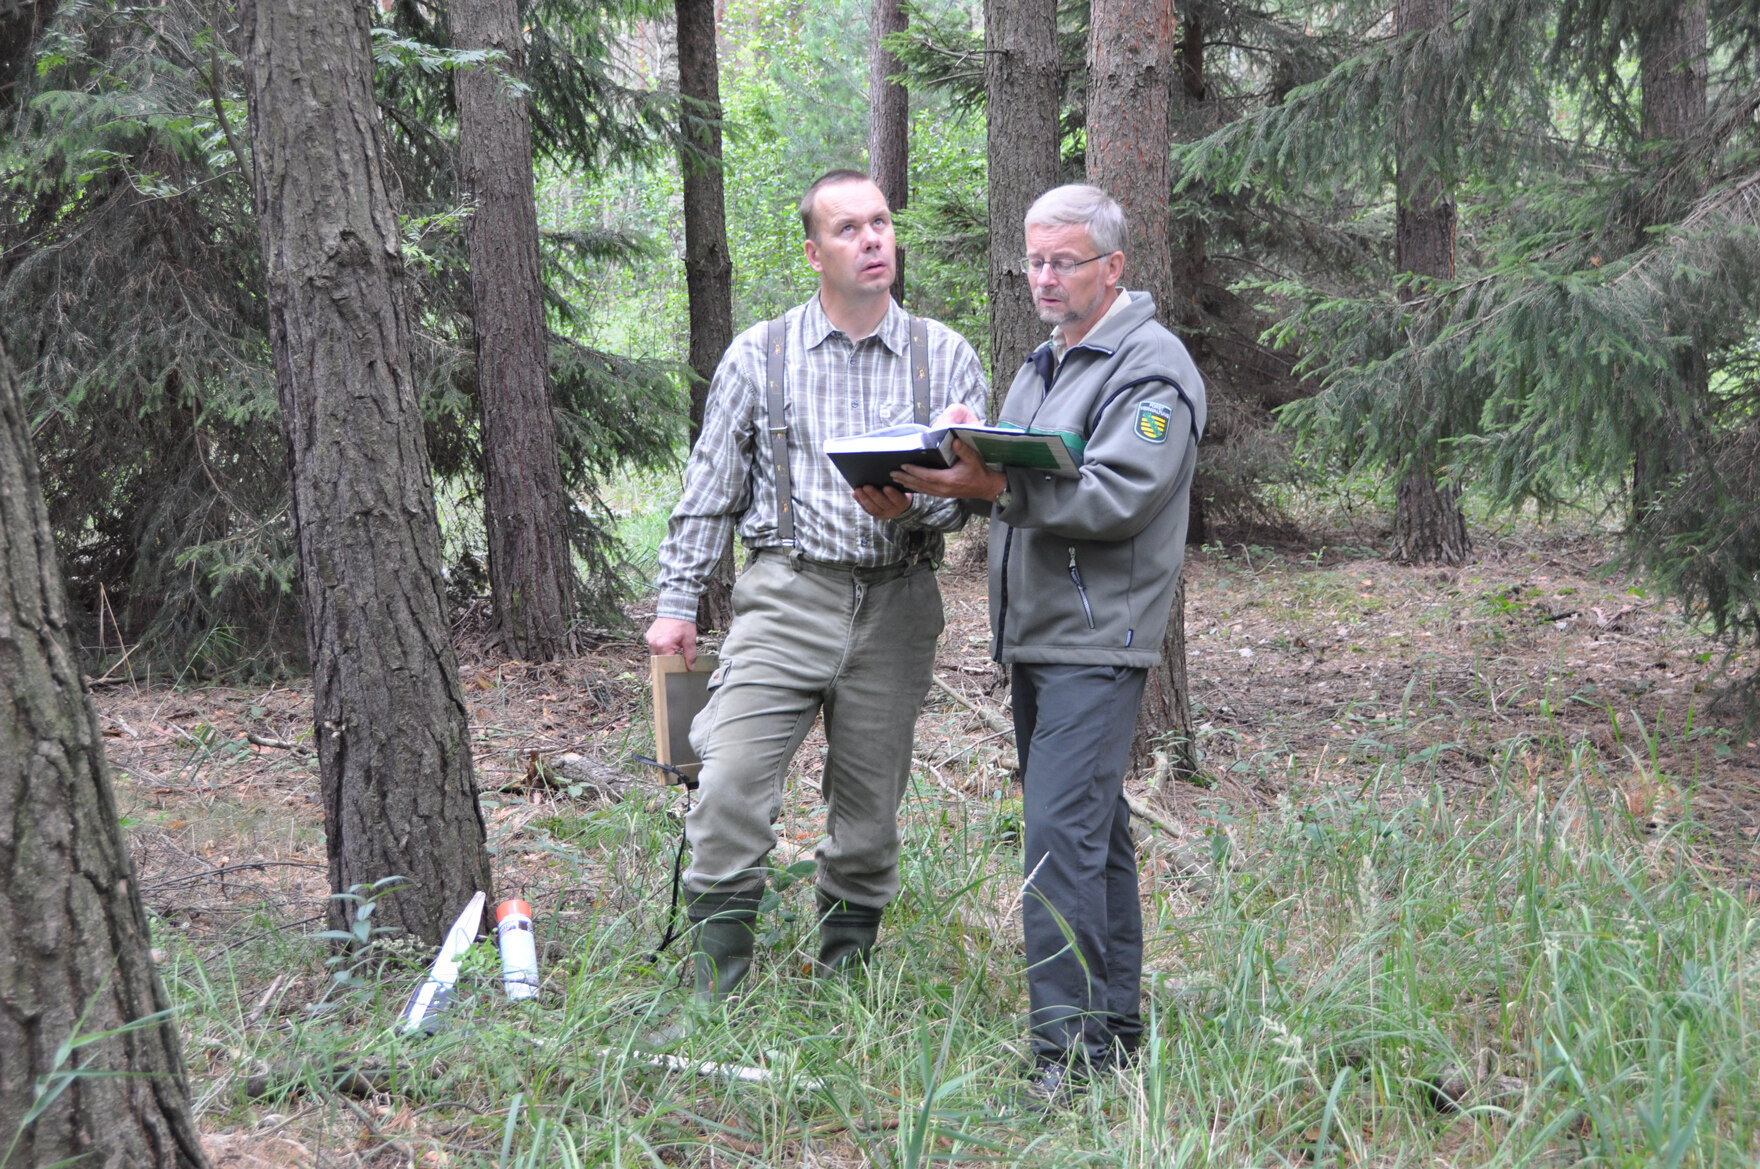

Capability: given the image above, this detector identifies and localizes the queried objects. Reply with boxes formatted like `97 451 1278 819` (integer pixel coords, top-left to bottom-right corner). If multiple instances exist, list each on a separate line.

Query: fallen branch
243 974 287 1028
247 732 313 755
933 674 1013 736
1124 791 1186 840
142 860 325 893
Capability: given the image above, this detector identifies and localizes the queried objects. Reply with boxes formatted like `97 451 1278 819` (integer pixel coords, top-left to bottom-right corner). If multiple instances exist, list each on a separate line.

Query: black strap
647 775 692 960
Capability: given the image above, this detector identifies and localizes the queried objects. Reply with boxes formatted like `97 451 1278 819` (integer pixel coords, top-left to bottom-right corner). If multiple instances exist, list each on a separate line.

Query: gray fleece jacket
981 292 1206 667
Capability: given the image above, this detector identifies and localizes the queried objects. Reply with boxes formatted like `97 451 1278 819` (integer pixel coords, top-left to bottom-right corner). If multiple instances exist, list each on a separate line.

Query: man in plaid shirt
646 170 988 1002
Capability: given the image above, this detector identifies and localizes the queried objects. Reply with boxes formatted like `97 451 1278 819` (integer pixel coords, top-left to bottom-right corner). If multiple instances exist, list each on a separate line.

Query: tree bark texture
868 0 908 306
1086 0 1196 779
452 0 577 662
1087 0 1174 312
984 0 1060 412
243 0 492 944
1634 0 1708 515
1391 0 1467 565
677 0 737 631
1 339 208 1167
1391 469 1470 566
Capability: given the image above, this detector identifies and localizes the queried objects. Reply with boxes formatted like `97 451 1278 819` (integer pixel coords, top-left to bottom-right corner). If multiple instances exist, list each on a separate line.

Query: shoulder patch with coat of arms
1134 401 1173 444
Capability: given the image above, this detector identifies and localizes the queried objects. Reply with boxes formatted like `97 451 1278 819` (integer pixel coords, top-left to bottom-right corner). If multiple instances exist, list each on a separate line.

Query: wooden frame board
650 653 719 785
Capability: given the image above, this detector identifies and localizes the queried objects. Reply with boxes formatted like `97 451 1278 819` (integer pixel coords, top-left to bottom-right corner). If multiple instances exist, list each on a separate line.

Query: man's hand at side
646 617 699 668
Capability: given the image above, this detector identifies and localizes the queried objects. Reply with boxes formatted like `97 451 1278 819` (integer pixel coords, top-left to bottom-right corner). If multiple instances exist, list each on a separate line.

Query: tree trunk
1634 0 1708 516
1 338 207 1167
452 0 577 662
868 0 908 306
677 0 736 631
243 0 492 944
1088 0 1196 779
1390 468 1469 565
984 0 1060 415
1391 0 1467 565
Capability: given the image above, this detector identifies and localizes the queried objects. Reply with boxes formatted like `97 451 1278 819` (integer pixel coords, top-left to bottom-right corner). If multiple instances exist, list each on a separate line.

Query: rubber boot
814 891 882 977
688 890 761 1003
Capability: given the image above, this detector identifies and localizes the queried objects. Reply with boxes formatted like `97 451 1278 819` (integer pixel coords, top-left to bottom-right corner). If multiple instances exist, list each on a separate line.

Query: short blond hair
799 169 874 239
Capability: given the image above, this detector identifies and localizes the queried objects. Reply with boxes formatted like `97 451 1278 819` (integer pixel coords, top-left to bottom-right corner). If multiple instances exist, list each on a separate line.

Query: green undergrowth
157 748 1760 1167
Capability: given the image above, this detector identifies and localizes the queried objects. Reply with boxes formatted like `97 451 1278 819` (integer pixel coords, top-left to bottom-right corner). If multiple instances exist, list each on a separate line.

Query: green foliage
1182 0 1760 643
161 759 1760 1164
2 0 688 675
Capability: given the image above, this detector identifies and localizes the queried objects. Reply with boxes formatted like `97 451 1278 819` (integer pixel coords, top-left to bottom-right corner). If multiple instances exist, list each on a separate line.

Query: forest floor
98 513 1760 1167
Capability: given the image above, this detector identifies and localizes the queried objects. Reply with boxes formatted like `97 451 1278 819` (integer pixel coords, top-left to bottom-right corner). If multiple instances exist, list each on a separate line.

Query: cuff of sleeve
655 592 701 623
897 493 933 525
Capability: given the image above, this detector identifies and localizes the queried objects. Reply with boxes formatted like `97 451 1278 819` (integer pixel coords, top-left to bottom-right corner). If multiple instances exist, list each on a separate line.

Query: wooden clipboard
650 653 719 785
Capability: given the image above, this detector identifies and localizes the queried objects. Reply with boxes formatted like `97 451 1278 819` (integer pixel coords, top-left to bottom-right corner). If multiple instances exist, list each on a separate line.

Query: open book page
823 423 941 455
824 424 959 489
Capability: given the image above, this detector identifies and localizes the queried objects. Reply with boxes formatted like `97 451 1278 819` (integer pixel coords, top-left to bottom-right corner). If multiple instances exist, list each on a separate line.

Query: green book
948 425 1082 478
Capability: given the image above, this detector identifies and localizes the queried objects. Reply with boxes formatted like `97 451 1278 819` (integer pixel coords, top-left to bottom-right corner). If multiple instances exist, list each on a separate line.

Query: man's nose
1031 263 1058 288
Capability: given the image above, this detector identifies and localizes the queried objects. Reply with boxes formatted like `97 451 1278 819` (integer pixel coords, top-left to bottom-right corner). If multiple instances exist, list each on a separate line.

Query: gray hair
1023 184 1127 256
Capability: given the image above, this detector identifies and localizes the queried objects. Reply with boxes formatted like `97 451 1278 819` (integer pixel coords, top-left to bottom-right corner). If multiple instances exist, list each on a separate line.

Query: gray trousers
683 551 944 908
1014 662 1148 1063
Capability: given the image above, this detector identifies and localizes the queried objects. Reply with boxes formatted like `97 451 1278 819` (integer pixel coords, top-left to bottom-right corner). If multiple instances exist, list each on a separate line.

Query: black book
823 424 960 489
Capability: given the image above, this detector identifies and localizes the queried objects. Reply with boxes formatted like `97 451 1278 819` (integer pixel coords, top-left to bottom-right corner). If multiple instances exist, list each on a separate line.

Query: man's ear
1103 250 1126 289
803 236 823 274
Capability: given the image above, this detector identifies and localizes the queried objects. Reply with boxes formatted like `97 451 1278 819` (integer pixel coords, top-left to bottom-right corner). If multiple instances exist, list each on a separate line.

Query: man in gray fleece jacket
896 184 1205 1106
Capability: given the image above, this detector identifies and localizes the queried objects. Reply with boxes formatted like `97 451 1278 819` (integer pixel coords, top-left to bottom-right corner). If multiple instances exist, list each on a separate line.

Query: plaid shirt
655 296 990 621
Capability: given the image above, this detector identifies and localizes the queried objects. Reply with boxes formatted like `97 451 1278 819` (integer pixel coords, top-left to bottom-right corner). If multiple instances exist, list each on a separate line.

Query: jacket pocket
1066 546 1097 630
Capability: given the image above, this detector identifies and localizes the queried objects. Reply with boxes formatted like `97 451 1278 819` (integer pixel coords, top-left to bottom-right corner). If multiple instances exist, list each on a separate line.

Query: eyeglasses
1019 252 1115 278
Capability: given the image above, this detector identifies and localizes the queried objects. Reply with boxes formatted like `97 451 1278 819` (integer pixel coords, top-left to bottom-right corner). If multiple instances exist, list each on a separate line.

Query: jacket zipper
993 527 1015 661
1067 546 1096 629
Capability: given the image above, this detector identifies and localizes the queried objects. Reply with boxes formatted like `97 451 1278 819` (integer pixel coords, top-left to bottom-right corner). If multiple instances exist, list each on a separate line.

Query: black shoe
814 891 882 977
1021 1055 1087 1113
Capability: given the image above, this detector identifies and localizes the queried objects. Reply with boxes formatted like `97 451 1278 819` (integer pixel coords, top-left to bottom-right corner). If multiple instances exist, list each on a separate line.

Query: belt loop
788 547 804 572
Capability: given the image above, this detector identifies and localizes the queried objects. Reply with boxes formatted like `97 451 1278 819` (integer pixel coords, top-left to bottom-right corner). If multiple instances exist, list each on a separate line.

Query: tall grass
159 733 1760 1166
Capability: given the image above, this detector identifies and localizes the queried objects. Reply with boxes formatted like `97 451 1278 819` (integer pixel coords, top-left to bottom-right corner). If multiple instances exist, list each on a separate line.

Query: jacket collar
1027 290 1162 385
802 294 910 355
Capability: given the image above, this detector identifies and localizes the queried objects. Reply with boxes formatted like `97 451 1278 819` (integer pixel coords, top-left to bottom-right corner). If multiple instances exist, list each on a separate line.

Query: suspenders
764 313 930 546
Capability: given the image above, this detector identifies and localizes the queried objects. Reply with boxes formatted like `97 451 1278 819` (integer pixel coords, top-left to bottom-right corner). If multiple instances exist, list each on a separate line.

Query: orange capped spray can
494 899 540 999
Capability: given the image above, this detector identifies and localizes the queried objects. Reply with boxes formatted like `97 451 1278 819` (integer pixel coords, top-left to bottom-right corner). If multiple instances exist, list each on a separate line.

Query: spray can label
495 899 540 1000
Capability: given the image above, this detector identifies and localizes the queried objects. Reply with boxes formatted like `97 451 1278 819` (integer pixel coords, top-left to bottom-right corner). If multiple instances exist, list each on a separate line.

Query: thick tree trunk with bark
677 0 736 630
1 339 207 1167
984 0 1060 413
1391 0 1467 565
868 0 908 306
1634 0 1708 515
452 0 576 661
1087 0 1196 778
243 0 492 944
1391 468 1469 565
